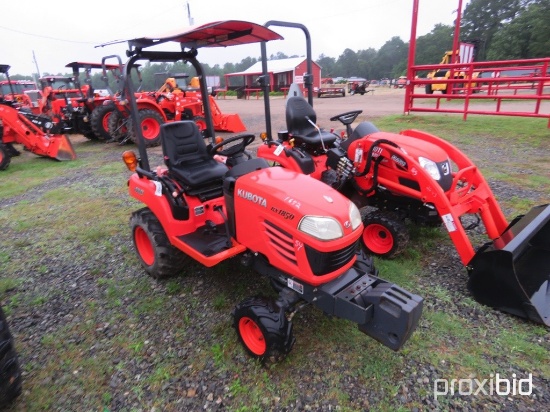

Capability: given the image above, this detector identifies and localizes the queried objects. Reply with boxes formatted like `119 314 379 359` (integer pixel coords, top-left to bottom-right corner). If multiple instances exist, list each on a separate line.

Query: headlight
299 216 343 241
349 202 362 230
418 156 441 180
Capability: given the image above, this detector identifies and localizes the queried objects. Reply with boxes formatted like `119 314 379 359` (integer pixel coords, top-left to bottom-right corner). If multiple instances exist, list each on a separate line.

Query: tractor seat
161 121 228 197
286 96 337 149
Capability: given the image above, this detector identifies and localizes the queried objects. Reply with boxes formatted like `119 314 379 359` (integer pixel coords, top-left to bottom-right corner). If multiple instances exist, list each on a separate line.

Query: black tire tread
130 207 190 279
362 210 410 259
90 103 115 140
0 144 11 171
0 306 22 407
232 296 294 364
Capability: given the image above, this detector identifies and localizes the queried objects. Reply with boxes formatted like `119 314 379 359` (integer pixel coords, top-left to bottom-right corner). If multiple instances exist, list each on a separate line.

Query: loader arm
352 128 550 325
0 104 76 161
352 129 510 266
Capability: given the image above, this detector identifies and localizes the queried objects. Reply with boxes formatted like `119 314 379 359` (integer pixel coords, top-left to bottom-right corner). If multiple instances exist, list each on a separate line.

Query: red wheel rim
363 223 394 255
102 112 111 130
195 120 206 131
141 118 160 141
134 226 155 266
239 317 266 355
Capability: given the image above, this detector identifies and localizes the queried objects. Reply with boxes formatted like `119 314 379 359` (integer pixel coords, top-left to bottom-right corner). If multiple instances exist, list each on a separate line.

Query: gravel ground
1 91 549 411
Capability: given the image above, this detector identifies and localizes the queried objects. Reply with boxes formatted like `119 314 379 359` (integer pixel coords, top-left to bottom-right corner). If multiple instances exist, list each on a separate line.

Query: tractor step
177 222 231 257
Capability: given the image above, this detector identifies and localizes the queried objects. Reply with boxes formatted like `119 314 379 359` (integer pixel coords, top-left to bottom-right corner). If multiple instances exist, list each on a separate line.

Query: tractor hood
231 167 363 285
366 131 450 164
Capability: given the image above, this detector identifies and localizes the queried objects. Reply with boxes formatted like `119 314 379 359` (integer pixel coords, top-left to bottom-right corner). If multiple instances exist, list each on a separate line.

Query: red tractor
106 20 423 362
0 64 39 108
255 27 550 326
65 60 128 141
105 63 246 148
0 66 77 170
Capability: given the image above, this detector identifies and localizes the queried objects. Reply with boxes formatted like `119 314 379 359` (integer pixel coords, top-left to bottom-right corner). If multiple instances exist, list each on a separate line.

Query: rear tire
425 84 433 94
130 208 190 279
362 210 409 259
233 296 294 363
90 103 115 141
107 110 127 142
128 109 164 147
0 305 22 408
0 144 11 171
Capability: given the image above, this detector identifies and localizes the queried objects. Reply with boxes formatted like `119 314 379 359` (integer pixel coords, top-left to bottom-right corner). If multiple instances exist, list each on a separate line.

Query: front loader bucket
467 204 550 326
214 114 246 133
48 134 77 161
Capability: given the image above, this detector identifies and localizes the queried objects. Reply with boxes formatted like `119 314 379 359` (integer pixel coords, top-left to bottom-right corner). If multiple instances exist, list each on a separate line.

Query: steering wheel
209 133 255 158
330 110 363 126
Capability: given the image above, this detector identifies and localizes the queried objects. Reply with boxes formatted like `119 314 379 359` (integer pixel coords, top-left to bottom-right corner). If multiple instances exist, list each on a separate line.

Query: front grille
305 240 359 276
264 220 297 265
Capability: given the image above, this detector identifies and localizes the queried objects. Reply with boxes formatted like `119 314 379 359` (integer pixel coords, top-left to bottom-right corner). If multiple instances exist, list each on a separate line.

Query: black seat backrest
160 121 228 191
285 96 337 149
161 121 210 168
286 96 317 135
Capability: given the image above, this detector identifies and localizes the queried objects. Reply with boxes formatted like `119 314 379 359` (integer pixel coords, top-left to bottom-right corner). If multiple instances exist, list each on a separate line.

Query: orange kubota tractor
256 28 550 327
0 65 76 170
101 20 423 362
105 69 246 147
0 65 39 108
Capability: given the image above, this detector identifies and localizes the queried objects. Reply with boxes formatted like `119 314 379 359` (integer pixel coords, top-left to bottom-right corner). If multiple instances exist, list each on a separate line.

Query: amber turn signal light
122 150 138 172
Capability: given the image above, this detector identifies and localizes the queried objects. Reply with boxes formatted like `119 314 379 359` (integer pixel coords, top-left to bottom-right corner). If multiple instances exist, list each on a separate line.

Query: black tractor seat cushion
285 96 337 147
161 121 228 189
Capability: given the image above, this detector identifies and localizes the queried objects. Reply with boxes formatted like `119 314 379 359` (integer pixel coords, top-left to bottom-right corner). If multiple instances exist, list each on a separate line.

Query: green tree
336 49 360 77
487 0 550 60
316 54 337 79
414 24 454 65
460 0 530 61
356 48 377 80
371 37 408 79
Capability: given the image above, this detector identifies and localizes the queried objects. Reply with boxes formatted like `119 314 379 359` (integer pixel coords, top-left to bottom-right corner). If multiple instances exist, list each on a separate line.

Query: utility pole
32 50 41 80
186 2 194 26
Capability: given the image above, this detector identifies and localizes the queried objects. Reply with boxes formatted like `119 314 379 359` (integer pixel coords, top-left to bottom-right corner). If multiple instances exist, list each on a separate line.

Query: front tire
0 305 22 408
233 296 294 363
130 208 190 279
362 210 409 259
0 144 11 171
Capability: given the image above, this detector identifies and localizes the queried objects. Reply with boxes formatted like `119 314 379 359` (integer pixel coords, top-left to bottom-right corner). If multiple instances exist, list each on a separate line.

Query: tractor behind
104 64 246 148
255 24 550 326
0 65 77 170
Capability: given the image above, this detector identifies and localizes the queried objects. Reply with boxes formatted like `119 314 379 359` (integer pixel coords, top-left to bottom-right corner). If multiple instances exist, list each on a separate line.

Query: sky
1 0 468 77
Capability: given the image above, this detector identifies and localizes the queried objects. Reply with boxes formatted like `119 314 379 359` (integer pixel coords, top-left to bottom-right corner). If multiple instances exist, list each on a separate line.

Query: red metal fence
404 58 550 127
